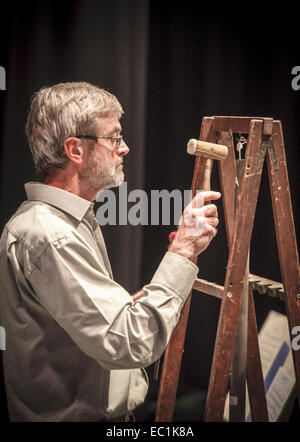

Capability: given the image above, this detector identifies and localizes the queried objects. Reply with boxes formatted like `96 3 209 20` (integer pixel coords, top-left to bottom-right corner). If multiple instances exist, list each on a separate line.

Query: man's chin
98 172 125 191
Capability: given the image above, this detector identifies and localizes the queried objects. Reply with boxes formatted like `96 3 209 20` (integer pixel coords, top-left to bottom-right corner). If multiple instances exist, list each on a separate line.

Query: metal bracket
255 135 277 172
268 141 278 172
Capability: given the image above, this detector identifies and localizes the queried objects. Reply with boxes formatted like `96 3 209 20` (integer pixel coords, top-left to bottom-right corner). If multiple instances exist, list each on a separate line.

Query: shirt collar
25 182 92 222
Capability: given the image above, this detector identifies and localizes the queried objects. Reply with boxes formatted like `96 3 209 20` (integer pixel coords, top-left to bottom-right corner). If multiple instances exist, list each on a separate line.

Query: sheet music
224 310 296 421
266 366 294 422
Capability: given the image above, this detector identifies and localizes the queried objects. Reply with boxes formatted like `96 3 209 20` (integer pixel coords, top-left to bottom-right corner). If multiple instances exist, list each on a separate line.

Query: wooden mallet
168 139 228 243
187 138 228 191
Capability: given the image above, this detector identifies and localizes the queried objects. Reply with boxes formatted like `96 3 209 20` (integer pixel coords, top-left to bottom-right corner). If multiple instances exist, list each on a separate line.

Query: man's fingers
181 192 221 227
191 190 221 209
197 190 221 202
202 204 218 217
191 204 218 218
202 191 221 203
205 224 218 237
207 217 219 228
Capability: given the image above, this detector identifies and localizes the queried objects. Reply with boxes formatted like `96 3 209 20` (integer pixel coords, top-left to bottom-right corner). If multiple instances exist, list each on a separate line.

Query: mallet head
187 139 228 160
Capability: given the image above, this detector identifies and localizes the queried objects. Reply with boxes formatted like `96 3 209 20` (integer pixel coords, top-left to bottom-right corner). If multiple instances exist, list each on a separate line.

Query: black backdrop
0 0 299 422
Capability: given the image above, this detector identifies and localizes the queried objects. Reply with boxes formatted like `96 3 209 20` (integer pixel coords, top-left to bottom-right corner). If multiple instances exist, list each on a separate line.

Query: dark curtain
0 0 299 422
0 0 148 293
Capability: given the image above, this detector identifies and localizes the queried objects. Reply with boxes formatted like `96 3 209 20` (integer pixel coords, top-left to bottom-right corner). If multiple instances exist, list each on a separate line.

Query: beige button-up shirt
0 182 198 422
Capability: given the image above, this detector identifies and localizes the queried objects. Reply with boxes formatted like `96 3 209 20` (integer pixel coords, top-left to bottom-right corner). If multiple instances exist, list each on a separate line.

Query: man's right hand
168 190 221 262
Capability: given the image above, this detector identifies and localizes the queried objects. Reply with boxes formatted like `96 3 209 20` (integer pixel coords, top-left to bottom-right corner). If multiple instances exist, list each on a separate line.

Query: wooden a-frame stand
155 116 300 422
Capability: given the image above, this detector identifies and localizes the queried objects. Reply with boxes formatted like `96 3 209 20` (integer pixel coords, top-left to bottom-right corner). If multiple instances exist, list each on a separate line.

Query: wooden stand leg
229 159 249 421
267 121 300 407
204 120 267 421
229 252 249 421
246 288 269 421
154 296 192 421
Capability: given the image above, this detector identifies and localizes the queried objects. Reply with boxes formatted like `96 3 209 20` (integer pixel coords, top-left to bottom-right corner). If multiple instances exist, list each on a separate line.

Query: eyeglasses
75 135 123 149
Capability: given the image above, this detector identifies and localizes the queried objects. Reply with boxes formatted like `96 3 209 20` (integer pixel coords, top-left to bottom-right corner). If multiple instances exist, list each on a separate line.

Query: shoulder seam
6 224 74 259
25 235 75 280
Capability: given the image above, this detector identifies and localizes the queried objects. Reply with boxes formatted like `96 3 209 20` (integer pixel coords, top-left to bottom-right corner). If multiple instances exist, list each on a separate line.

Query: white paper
224 310 296 421
266 366 294 422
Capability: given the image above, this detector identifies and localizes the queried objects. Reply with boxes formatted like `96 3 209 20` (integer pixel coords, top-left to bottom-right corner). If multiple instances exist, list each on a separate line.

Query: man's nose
116 140 129 156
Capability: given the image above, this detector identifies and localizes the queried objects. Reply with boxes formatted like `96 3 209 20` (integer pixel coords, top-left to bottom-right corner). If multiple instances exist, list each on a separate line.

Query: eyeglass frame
75 135 123 149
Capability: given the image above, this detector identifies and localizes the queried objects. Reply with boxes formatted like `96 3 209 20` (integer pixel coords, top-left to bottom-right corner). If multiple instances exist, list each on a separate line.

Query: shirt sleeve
28 235 198 370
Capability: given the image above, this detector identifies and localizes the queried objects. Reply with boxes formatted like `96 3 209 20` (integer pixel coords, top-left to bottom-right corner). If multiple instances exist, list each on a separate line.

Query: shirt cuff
150 251 199 302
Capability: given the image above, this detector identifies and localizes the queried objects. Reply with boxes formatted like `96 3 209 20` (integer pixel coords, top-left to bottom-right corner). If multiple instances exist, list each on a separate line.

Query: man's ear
64 137 84 164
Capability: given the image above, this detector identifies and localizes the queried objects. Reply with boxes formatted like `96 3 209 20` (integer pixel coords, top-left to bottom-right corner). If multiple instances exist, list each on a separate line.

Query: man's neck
44 170 99 202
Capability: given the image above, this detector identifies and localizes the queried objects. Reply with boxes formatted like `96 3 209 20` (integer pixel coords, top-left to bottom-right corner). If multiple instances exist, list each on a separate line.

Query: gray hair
25 81 123 178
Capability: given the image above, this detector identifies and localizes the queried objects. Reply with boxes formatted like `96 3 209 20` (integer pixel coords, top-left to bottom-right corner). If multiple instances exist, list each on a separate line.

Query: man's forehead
98 115 121 133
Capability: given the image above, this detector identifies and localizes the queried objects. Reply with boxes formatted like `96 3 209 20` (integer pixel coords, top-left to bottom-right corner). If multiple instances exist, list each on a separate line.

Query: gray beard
79 155 124 193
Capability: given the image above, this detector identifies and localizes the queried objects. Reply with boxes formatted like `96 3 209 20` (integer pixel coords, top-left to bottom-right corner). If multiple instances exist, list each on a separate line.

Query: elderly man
0 82 220 422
